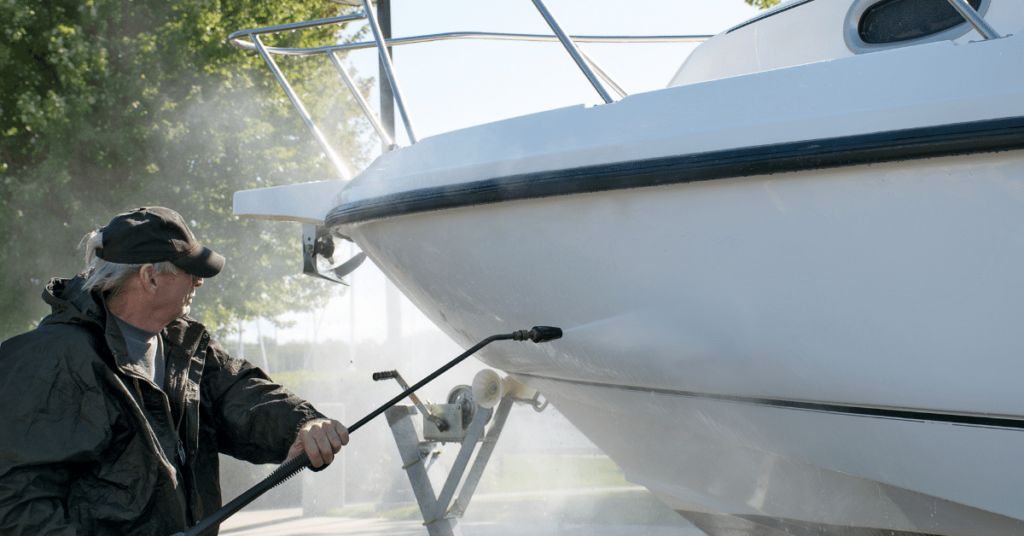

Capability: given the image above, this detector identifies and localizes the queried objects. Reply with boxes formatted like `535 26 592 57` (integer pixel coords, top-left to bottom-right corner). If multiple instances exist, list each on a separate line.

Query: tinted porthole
858 0 983 44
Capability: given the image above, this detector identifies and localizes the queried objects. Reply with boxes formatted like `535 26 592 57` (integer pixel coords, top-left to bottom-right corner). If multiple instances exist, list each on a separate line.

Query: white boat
231 0 1024 534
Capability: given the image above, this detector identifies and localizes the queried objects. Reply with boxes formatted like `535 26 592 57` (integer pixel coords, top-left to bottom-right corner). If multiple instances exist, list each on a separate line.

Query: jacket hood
42 277 206 346
41 276 108 331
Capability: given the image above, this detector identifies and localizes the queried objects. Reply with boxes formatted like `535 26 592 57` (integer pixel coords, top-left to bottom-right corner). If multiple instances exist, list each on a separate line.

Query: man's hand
286 418 349 469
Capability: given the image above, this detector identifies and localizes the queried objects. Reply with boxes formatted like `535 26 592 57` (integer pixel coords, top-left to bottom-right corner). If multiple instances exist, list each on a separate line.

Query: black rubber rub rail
517 374 1024 431
326 115 1024 228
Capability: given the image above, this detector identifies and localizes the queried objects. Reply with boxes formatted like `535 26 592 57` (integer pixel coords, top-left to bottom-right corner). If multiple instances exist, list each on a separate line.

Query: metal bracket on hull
302 222 366 284
385 398 513 536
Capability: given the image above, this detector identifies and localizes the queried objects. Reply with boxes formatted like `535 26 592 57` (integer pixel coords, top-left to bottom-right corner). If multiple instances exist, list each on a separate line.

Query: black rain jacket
0 277 326 535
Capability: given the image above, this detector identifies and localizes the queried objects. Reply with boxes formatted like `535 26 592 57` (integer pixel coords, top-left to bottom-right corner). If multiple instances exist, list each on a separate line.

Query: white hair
80 230 179 295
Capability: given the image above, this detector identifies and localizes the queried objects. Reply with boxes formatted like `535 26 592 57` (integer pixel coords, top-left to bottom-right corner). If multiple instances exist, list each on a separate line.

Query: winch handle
371 368 447 431
174 326 561 536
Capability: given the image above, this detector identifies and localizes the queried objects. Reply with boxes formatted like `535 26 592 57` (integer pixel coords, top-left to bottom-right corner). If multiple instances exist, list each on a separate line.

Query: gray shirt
111 315 166 389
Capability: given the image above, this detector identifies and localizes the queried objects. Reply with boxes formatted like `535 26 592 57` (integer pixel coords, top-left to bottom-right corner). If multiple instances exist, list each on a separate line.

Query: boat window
844 0 991 54
858 0 983 44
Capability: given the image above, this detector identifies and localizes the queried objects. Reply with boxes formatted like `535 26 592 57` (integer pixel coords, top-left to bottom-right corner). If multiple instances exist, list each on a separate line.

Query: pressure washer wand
177 326 561 536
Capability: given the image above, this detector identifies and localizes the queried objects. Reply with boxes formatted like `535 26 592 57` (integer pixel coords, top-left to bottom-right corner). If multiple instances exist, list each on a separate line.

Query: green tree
0 0 371 339
746 0 782 9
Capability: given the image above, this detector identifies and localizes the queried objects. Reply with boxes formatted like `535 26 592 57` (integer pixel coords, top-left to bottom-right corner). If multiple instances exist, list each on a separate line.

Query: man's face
153 268 203 321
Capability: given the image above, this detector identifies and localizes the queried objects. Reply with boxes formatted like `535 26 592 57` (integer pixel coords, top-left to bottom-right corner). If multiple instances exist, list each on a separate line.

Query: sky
344 0 766 144
236 0 768 352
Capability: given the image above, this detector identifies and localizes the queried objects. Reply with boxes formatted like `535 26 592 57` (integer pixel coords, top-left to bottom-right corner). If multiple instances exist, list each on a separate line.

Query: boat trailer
377 368 547 535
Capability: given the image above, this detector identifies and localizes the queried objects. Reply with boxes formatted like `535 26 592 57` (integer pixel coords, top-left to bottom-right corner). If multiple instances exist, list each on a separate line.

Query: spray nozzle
512 326 563 343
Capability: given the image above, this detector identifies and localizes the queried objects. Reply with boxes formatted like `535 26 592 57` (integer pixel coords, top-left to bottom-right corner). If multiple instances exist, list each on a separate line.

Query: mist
216 256 701 535
0 0 729 532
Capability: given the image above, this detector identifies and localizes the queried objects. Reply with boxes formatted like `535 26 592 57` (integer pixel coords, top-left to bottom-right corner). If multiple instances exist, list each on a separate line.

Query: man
0 207 348 535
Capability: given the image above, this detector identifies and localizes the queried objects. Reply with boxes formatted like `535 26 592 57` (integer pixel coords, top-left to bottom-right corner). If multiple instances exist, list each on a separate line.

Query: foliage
745 0 782 9
0 0 372 339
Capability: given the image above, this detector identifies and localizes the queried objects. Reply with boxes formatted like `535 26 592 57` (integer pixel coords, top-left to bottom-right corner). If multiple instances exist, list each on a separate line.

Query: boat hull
339 149 1024 534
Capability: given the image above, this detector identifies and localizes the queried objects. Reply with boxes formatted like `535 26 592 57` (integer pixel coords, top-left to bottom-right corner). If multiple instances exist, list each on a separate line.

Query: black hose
179 331 523 536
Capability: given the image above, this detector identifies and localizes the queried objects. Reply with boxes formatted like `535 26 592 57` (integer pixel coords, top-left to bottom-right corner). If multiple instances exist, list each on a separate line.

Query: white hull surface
234 2 1024 533
346 151 1024 535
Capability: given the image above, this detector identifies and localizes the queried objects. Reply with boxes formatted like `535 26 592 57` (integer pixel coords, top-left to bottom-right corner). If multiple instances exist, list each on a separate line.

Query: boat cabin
671 0 1019 86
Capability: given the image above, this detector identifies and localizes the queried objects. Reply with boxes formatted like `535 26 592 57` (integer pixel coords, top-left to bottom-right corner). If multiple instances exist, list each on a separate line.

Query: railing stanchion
377 0 397 153
251 34 353 180
529 0 615 104
328 51 395 150
362 0 418 144
944 0 999 40
577 49 628 99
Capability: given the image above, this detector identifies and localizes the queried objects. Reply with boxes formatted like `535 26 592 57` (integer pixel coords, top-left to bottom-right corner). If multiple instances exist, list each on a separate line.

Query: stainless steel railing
230 29 713 57
229 1 1000 181
945 0 999 40
529 0 615 104
360 0 418 144
228 4 711 180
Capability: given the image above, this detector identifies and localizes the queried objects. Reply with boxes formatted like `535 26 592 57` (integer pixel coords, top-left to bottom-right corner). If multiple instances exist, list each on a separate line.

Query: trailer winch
377 366 549 535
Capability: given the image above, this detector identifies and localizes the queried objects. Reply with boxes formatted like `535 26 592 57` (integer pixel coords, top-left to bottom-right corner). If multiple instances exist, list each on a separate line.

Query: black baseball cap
96 207 225 278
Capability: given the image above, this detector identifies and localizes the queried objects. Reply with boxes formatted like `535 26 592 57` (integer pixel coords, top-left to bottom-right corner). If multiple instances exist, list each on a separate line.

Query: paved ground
219 508 706 536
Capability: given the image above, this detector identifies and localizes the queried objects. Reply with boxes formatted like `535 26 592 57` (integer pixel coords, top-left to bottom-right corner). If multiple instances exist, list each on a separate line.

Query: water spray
173 326 562 536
